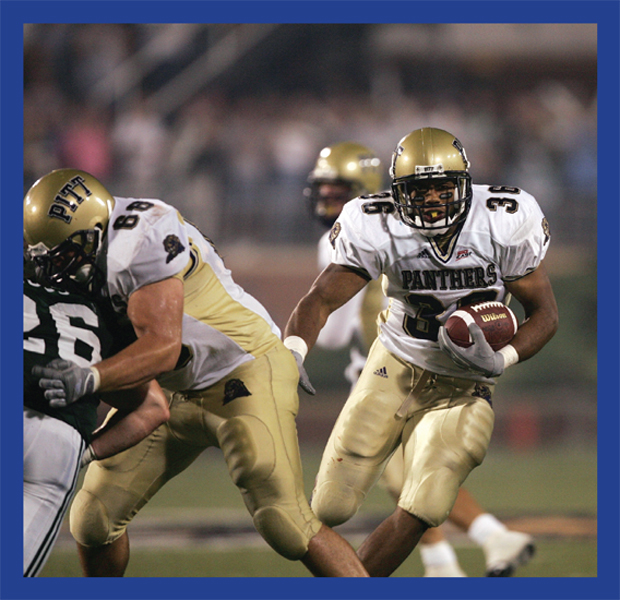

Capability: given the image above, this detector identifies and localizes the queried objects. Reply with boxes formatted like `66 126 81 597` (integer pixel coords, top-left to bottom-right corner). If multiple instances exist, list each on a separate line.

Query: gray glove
32 358 99 408
438 323 505 378
289 350 316 395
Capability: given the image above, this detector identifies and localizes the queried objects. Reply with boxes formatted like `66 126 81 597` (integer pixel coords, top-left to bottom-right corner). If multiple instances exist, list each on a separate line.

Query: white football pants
23 408 84 577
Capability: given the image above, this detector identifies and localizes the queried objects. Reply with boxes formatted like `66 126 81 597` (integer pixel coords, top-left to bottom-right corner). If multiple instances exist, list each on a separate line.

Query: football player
23 273 169 577
305 141 540 577
284 127 558 576
24 169 369 577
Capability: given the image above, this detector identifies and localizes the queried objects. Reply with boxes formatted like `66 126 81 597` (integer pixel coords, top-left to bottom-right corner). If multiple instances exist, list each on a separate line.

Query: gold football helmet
390 128 472 237
23 169 114 288
306 142 383 227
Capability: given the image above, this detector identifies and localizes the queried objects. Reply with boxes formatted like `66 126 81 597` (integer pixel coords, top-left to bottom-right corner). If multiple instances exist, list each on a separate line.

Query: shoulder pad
362 195 395 215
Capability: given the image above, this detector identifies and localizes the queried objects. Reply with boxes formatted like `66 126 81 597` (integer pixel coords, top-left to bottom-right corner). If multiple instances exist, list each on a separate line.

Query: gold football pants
70 344 322 560
311 339 495 528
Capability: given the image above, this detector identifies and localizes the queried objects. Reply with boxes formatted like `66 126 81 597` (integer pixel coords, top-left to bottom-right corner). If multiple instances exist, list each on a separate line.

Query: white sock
467 513 507 546
419 540 459 568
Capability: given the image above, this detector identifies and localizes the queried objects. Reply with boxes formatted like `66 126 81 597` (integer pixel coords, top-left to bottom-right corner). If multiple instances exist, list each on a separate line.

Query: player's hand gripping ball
445 301 518 351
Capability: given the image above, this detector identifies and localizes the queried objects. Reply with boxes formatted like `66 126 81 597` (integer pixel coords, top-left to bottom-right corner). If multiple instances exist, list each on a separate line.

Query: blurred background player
289 132 557 576
25 168 369 577
23 261 169 577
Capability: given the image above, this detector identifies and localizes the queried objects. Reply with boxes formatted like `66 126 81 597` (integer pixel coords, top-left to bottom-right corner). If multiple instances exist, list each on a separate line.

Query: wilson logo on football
445 301 518 351
480 313 508 322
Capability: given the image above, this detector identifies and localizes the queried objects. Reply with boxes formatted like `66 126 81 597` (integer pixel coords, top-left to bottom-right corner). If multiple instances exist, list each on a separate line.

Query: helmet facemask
305 142 383 228
306 179 358 228
392 170 472 238
27 227 103 291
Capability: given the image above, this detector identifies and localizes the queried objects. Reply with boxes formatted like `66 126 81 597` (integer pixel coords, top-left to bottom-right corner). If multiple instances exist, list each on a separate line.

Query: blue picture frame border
2 2 617 599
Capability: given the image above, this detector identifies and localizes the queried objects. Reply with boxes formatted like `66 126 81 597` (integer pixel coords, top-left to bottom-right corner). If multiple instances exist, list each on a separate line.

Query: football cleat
423 563 467 577
483 530 536 577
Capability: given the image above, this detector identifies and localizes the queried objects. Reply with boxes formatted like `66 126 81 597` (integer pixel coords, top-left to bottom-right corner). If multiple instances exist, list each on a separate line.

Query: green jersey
23 279 114 442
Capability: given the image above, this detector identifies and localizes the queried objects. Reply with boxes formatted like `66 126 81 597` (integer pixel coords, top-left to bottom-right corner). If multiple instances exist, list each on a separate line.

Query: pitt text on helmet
48 175 92 223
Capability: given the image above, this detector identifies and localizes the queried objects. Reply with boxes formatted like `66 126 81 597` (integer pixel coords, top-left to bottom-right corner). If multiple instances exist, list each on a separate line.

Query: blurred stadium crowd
24 23 596 248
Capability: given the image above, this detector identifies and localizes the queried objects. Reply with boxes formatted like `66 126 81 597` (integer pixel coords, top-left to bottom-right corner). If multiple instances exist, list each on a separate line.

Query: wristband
498 344 519 369
283 336 308 361
90 366 101 392
80 444 98 468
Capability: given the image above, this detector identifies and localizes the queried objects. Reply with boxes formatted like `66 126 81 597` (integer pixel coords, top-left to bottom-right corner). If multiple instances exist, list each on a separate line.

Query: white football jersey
316 231 388 385
98 196 281 391
329 184 550 382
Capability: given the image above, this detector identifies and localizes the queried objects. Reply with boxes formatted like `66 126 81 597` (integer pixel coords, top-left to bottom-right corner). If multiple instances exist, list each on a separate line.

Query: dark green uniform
23 279 114 442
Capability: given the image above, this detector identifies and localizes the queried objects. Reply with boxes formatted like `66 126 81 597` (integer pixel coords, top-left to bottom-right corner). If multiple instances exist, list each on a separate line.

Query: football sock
467 513 507 546
419 540 459 568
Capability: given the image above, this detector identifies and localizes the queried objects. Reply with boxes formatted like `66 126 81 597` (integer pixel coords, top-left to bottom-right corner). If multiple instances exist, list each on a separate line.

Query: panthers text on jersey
329 184 550 381
97 197 282 391
23 278 113 441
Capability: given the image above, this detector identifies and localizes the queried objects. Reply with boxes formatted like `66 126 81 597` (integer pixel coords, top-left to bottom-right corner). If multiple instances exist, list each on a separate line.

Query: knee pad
311 480 363 527
401 466 461 528
253 506 313 560
217 415 275 488
70 489 120 547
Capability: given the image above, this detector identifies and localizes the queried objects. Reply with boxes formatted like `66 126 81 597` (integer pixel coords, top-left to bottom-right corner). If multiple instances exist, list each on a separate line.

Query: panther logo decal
223 379 252 405
473 383 493 405
163 234 186 264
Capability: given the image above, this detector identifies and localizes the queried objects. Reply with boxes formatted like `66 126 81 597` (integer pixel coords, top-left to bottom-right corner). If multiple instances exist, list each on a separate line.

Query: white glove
32 359 100 408
438 323 505 378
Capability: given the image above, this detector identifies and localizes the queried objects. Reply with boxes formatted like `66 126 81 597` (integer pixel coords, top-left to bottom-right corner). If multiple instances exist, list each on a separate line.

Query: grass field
41 443 597 578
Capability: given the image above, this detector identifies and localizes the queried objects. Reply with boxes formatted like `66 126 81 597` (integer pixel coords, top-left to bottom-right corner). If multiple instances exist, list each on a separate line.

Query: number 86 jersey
329 184 551 381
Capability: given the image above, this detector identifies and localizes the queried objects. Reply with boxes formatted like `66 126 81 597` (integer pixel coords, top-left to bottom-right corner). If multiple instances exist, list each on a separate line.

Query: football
445 301 518 351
